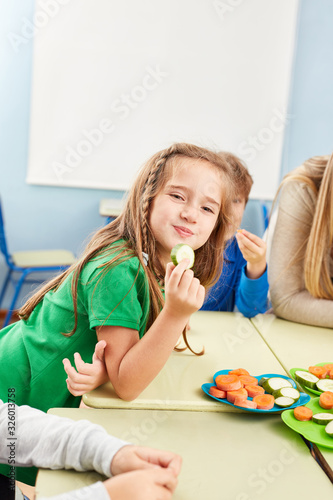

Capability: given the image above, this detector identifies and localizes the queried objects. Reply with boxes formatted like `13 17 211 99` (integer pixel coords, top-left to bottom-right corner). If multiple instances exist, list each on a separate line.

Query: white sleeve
0 402 129 477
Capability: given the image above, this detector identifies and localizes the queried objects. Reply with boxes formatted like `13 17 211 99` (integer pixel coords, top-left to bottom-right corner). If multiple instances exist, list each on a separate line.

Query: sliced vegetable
319 391 333 410
170 244 195 269
274 396 295 408
228 368 249 377
312 413 333 425
309 366 327 379
325 420 333 437
252 394 275 410
238 375 258 387
227 388 248 404
234 397 257 409
272 387 300 402
215 374 241 392
245 385 265 398
258 376 269 387
293 406 313 421
209 386 226 399
294 370 319 390
262 377 293 394
323 364 333 372
317 380 333 393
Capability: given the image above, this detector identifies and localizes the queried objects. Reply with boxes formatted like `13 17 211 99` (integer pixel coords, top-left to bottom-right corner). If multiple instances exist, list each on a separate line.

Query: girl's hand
163 259 205 319
111 445 182 477
103 468 178 500
236 229 267 279
62 340 109 396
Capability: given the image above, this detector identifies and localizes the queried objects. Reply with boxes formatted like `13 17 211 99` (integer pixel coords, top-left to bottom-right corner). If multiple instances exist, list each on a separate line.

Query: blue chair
0 199 76 327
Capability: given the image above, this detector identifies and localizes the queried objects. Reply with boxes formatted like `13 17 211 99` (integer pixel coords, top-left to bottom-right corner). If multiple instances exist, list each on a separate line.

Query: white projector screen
26 0 299 199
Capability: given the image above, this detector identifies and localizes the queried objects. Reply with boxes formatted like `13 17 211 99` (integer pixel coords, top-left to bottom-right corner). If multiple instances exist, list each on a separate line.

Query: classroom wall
1 0 333 309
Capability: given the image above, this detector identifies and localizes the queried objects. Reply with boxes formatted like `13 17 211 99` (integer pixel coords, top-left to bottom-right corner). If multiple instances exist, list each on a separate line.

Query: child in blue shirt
201 152 268 317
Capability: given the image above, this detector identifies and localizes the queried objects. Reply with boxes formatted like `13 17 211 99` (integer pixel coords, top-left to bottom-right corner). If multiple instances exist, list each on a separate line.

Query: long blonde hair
218 152 253 202
19 143 235 353
280 153 333 299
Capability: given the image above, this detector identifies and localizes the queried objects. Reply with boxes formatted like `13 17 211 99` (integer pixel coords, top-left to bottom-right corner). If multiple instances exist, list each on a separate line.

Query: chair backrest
0 198 13 266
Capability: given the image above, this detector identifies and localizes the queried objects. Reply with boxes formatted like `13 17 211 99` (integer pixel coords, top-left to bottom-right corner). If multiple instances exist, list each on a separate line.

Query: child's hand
164 259 205 319
103 468 178 500
111 445 182 476
236 229 267 279
62 340 109 396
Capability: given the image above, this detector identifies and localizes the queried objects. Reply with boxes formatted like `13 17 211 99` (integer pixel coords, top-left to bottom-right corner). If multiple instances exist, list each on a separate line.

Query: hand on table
111 445 182 476
62 340 109 396
236 229 267 279
103 468 178 500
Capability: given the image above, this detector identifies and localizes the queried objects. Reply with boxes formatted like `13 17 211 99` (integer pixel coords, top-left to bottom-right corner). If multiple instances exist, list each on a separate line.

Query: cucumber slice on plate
258 377 269 387
312 413 333 425
316 379 333 392
326 420 333 437
170 244 195 269
294 370 319 390
262 377 293 394
272 387 300 402
274 396 295 408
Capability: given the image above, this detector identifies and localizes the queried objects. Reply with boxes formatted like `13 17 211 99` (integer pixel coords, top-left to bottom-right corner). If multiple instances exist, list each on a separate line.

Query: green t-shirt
0 241 150 413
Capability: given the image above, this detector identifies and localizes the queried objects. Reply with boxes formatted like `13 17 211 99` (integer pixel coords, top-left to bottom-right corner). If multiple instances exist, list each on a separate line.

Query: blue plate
201 370 311 413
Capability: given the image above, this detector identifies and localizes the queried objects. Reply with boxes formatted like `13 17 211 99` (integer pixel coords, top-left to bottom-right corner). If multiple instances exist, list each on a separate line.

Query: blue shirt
201 237 268 317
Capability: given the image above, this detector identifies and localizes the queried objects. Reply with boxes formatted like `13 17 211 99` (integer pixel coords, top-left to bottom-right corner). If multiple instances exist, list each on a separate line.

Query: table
251 314 333 474
83 311 288 412
35 407 333 500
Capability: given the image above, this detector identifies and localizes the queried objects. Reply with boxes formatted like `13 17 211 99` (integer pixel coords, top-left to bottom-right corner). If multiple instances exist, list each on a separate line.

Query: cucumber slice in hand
272 387 300 402
316 379 333 392
170 244 195 269
294 370 319 390
262 377 293 394
312 413 333 425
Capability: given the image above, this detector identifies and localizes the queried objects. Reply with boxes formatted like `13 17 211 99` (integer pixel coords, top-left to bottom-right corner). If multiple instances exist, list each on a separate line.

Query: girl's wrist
245 261 267 280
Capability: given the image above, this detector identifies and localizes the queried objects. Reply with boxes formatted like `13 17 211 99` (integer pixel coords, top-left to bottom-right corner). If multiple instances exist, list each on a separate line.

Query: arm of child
235 229 267 279
96 259 205 401
0 401 180 500
63 340 109 396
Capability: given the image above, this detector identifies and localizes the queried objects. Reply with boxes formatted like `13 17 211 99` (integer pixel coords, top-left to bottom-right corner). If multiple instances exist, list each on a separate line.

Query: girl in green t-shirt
1 142 236 411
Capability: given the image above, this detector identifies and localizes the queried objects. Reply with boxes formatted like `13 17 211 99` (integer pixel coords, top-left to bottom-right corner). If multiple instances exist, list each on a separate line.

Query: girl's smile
149 157 223 267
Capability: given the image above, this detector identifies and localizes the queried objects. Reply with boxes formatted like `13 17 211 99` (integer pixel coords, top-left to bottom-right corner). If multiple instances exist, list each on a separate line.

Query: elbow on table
113 385 142 402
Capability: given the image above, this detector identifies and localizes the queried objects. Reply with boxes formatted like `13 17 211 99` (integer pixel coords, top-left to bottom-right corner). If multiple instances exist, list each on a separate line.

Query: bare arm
97 259 205 400
268 181 333 327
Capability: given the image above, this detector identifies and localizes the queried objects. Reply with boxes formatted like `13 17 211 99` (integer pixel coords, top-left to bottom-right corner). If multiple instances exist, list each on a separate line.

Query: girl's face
149 157 223 268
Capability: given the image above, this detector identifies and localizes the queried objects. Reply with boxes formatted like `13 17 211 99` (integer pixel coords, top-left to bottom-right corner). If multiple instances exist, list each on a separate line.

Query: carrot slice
309 366 327 379
234 397 257 409
227 388 248 404
215 374 242 392
228 368 250 377
328 369 333 380
238 375 258 387
293 406 313 421
209 386 227 399
323 364 333 372
319 391 333 410
245 385 265 398
252 394 275 410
